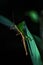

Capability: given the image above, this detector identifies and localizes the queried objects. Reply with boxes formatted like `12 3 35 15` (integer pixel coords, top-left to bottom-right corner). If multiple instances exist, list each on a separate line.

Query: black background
0 0 43 64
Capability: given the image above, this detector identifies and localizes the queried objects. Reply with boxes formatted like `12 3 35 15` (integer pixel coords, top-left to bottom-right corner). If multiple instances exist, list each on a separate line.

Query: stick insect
0 15 28 56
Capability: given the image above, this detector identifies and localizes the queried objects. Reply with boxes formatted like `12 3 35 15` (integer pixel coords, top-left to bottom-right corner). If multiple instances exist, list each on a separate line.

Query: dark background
0 0 43 64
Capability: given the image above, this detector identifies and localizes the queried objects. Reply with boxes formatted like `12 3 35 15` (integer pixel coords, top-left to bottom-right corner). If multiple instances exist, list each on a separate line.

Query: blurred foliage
26 10 39 23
